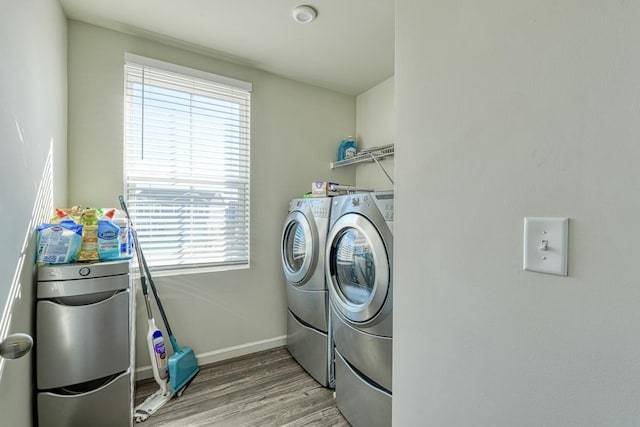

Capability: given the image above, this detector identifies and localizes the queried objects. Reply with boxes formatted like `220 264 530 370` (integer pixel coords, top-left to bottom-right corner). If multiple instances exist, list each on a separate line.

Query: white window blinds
123 54 251 271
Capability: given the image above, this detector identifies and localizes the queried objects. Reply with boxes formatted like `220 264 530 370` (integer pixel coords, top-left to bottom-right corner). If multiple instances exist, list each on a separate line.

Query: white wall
394 1 640 426
355 76 395 191
66 20 356 372
0 0 67 424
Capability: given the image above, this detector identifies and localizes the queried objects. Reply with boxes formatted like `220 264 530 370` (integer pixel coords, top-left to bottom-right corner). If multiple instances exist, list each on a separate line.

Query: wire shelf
330 144 394 169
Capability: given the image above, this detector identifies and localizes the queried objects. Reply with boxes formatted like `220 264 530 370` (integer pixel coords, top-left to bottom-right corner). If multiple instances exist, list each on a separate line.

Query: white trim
147 263 249 278
124 52 252 92
134 335 287 381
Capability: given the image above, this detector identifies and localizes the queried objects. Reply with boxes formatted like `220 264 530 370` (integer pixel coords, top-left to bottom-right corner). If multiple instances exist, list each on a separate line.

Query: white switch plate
523 217 569 276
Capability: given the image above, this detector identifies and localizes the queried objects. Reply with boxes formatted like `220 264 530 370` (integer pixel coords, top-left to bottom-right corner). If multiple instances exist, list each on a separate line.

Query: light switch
523 217 569 276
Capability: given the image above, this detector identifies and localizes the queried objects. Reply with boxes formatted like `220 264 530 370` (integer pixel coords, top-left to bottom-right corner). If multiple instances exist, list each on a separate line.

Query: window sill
134 263 249 278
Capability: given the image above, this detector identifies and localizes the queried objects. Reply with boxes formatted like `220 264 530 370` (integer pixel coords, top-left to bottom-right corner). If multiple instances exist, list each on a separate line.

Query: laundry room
3 1 396 425
3 1 640 427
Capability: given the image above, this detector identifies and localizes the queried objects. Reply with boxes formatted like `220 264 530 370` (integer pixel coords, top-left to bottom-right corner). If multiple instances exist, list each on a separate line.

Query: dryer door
281 210 318 286
326 213 390 323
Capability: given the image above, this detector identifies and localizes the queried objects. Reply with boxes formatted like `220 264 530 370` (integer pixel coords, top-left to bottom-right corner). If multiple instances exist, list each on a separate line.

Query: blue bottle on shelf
337 136 356 161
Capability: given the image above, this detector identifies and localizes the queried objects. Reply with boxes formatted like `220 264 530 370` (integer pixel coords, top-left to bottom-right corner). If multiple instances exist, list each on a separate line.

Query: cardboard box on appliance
311 181 348 197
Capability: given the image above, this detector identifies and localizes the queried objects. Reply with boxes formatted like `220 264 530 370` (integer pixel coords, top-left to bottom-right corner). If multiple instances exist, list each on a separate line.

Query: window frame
123 53 252 275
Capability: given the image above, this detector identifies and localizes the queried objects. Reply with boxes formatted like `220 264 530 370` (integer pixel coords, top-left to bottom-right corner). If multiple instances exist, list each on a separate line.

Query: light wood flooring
134 346 349 426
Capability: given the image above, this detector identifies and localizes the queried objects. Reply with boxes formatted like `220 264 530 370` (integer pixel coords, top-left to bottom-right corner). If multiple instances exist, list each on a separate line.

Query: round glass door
334 228 375 305
327 213 390 323
284 222 307 272
281 211 316 285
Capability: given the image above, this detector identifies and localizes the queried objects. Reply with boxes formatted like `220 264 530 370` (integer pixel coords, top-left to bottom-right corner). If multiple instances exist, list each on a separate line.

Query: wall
355 76 395 191
394 1 640 426
0 0 67 424
67 20 356 373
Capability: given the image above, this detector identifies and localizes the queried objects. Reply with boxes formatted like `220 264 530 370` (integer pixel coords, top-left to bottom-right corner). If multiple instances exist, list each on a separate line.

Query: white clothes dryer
326 191 393 427
281 197 333 387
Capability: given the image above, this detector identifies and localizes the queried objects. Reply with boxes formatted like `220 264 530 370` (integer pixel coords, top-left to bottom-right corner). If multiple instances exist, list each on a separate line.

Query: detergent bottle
50 208 75 224
337 136 357 161
111 209 132 259
97 209 132 260
97 216 120 261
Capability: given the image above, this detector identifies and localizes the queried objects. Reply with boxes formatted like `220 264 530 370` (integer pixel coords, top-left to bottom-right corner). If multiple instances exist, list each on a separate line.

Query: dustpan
167 336 200 392
119 195 200 394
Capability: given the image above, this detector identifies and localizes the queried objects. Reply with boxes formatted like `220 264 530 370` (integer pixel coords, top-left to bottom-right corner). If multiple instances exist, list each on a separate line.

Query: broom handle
118 197 156 323
119 196 176 339
133 232 154 321
139 243 175 339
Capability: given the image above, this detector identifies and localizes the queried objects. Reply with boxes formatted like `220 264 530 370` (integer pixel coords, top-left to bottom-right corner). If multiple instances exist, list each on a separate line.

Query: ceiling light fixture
292 5 317 24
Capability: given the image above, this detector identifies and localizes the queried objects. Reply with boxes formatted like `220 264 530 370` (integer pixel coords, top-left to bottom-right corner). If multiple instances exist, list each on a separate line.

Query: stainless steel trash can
36 260 133 427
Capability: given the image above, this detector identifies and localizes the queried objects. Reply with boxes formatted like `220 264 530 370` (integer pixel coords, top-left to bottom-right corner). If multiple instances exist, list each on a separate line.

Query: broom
119 195 200 394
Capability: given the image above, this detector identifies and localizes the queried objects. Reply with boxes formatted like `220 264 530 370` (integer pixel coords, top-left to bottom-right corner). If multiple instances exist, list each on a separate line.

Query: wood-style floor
134 347 349 426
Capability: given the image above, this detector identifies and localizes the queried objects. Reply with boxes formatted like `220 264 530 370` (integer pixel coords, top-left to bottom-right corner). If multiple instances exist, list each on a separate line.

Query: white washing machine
281 197 333 387
326 191 393 427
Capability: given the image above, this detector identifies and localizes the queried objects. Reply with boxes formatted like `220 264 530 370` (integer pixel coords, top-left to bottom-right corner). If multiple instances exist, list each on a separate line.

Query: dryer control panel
373 192 394 222
309 198 331 218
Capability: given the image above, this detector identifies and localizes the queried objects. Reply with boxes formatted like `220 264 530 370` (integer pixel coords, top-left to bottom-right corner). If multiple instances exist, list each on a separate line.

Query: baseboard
134 335 287 382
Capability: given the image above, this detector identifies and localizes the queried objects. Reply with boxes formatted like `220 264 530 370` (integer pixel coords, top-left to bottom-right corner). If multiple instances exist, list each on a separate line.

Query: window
123 53 251 272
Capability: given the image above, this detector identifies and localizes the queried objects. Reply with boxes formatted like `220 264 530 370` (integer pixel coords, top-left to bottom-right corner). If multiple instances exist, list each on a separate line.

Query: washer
326 191 393 427
281 197 333 387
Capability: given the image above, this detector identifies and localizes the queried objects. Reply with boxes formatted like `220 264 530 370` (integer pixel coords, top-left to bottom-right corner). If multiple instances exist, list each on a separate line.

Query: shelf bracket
369 152 394 186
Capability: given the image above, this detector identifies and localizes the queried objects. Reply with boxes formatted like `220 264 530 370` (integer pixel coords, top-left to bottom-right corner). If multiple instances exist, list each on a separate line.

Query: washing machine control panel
309 198 331 218
339 193 395 222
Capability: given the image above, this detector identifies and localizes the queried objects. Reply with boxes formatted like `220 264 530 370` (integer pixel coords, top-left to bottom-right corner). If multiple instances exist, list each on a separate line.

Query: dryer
281 197 333 387
326 191 393 427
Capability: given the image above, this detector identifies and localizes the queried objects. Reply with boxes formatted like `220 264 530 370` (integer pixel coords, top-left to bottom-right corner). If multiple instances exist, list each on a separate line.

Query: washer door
327 213 390 323
281 210 318 286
